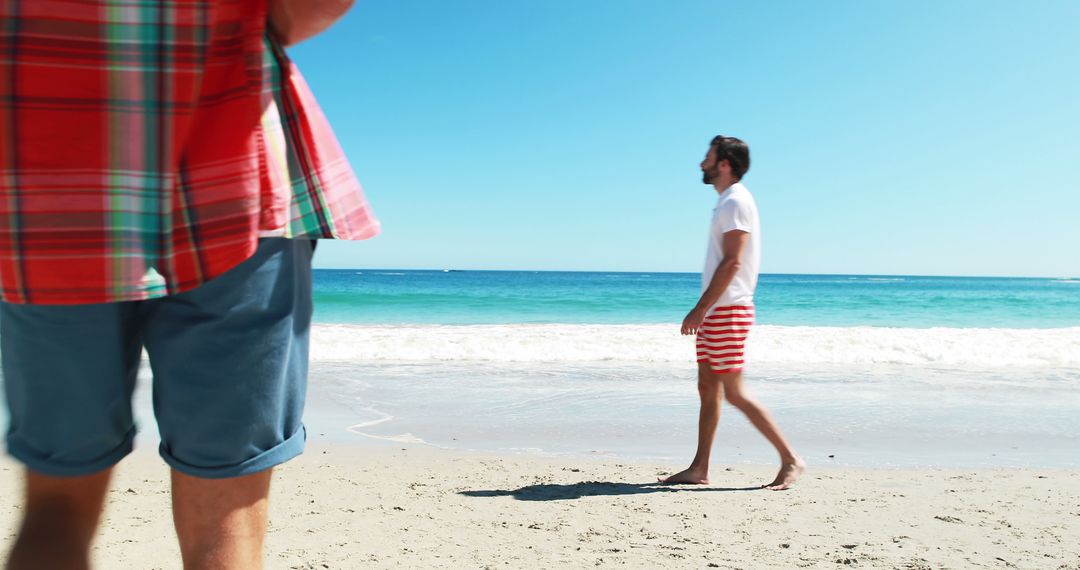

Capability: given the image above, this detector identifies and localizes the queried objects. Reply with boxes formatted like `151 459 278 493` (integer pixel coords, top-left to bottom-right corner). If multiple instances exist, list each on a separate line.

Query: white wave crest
310 324 1080 368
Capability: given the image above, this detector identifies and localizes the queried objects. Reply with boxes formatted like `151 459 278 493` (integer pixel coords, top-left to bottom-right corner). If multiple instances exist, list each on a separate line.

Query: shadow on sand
460 481 763 502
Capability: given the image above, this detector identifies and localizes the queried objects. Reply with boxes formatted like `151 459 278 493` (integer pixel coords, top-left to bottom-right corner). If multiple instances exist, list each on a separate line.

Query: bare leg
660 363 723 484
172 468 273 570
722 372 805 490
5 468 112 570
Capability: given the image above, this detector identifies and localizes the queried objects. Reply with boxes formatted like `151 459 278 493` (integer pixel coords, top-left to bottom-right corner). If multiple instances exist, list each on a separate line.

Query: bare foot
658 467 709 485
765 457 806 491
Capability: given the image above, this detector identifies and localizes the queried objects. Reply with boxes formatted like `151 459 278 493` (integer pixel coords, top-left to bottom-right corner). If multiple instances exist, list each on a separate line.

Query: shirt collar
716 181 744 200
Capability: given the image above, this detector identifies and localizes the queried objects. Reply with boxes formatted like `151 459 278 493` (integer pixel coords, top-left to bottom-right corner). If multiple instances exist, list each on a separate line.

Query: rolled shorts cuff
159 425 307 479
696 358 745 375
5 427 136 478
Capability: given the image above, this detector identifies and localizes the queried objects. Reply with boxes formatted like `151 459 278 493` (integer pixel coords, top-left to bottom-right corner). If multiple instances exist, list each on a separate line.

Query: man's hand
681 306 707 336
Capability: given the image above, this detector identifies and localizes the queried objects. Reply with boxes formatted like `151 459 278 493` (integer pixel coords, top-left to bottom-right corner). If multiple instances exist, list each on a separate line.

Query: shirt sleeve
717 198 754 234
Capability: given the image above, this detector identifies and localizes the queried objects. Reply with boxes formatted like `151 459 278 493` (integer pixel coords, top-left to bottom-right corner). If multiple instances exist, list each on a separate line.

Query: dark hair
710 135 750 180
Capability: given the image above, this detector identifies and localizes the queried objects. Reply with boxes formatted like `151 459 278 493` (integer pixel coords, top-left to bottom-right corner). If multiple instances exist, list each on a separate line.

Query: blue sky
293 1 1079 277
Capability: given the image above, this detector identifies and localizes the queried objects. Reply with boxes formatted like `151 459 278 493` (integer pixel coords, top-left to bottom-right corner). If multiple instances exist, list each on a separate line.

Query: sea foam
310 324 1080 368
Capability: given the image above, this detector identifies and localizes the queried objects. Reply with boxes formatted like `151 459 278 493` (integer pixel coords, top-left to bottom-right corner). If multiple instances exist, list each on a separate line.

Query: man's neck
712 178 739 194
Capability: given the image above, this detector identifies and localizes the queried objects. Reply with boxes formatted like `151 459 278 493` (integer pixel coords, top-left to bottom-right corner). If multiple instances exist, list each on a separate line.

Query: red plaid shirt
0 0 379 304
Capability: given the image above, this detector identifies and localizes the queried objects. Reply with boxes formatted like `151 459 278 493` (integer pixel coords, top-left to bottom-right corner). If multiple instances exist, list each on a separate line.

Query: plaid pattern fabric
0 0 379 304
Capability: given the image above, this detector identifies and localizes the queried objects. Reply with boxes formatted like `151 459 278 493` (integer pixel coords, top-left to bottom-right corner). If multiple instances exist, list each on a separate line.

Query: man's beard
702 168 716 184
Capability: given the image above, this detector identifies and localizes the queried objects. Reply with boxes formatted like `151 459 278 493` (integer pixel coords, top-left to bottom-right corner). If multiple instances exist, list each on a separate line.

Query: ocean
313 271 1080 328
3 271 1078 469
302 271 1080 468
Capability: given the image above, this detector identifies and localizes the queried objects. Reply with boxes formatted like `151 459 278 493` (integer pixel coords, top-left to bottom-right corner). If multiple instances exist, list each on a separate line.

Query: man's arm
268 0 355 47
681 230 748 335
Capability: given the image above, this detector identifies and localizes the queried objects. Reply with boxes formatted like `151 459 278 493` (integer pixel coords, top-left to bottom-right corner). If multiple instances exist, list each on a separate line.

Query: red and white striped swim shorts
695 304 755 374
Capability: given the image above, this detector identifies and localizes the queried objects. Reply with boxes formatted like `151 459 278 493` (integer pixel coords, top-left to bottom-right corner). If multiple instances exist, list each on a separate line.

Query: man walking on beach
661 136 804 490
0 1 377 568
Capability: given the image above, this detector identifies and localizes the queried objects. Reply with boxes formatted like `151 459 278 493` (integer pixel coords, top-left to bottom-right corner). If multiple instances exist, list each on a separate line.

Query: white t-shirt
702 182 761 307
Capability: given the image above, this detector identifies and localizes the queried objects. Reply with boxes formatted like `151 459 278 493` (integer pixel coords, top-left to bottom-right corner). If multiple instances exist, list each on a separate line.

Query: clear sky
292 1 1080 277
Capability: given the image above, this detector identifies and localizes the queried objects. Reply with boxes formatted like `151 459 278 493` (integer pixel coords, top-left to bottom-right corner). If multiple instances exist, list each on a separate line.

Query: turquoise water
4 271 1078 468
314 271 1080 328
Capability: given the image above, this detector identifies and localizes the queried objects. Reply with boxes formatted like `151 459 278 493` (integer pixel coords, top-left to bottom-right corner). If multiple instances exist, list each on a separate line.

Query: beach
2 445 1078 569
2 271 1079 567
2 0 1078 565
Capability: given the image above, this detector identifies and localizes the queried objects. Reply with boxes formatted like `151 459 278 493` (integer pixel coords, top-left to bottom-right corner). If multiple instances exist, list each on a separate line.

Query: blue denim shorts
1 238 314 479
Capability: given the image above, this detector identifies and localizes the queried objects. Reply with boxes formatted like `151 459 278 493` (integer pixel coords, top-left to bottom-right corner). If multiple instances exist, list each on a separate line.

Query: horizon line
310 268 1078 280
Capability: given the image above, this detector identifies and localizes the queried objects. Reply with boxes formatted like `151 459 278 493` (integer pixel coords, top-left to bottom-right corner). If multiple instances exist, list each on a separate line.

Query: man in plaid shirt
0 1 377 567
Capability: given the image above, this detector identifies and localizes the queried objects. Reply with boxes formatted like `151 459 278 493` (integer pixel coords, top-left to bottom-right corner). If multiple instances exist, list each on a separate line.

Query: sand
1 445 1078 569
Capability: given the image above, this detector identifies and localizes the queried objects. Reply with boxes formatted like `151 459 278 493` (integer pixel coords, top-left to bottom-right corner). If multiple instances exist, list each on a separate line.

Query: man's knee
19 469 112 546
696 378 721 395
696 367 723 397
725 390 748 408
171 468 272 568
